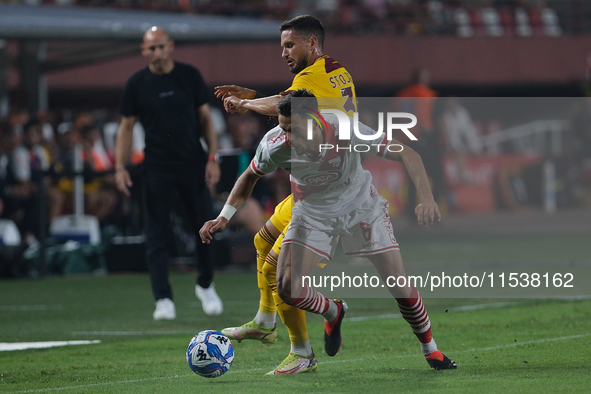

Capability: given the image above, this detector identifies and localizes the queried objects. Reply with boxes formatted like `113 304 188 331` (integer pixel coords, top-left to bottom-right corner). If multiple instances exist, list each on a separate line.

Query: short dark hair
280 15 325 49
277 89 317 118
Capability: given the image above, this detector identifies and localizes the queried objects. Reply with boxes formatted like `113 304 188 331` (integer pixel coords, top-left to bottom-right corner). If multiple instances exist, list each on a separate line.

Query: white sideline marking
6 375 191 393
0 340 100 352
343 302 519 322
71 330 197 336
0 305 64 312
464 333 591 352
5 332 587 394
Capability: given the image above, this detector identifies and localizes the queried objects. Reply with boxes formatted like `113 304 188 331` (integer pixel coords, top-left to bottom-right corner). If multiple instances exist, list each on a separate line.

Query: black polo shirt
119 62 209 172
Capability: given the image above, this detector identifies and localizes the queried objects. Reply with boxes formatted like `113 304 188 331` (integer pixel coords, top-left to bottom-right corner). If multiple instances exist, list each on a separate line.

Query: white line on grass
464 333 591 352
0 341 100 352
343 302 519 322
6 332 588 394
71 330 197 336
0 305 64 312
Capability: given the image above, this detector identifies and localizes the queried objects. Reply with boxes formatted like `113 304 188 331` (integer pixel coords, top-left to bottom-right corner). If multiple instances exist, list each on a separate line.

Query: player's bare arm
114 115 136 197
223 94 283 116
214 85 258 100
198 103 221 187
384 141 441 226
199 167 261 244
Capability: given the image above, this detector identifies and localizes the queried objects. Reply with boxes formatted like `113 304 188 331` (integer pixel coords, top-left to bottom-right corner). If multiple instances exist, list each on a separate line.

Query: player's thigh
269 194 293 233
277 244 322 287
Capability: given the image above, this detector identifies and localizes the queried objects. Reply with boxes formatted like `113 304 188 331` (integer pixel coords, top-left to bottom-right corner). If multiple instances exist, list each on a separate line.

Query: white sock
420 338 438 356
291 340 313 358
321 300 339 323
254 310 276 329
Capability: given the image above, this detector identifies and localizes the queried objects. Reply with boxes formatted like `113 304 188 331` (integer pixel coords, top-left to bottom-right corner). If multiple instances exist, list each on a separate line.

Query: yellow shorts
269 194 293 256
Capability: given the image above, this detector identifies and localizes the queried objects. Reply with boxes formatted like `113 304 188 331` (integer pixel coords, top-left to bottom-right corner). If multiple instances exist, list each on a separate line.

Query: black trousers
142 169 214 301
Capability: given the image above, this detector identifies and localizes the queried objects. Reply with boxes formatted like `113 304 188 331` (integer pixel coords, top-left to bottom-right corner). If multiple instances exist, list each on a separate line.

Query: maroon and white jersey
251 114 393 219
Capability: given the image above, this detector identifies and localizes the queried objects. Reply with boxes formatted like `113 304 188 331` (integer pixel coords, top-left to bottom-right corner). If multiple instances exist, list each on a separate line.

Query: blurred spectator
22 118 64 223
440 97 483 183
0 126 41 245
441 97 483 155
52 123 118 224
80 125 118 223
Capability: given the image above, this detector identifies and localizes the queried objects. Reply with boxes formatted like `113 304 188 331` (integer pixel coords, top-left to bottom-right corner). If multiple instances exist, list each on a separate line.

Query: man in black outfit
115 26 223 320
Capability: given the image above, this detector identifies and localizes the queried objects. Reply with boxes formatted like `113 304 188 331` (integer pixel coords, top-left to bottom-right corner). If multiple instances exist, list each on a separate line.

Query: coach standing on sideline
114 26 223 320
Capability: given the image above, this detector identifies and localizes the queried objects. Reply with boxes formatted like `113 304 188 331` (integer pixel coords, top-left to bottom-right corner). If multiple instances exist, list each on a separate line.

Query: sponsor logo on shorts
361 240 379 248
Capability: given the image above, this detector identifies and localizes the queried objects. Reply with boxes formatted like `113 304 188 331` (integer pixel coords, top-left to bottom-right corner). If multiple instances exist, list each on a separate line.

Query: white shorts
283 186 399 261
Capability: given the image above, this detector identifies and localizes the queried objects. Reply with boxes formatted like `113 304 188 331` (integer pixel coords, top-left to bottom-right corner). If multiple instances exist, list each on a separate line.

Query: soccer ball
186 330 234 378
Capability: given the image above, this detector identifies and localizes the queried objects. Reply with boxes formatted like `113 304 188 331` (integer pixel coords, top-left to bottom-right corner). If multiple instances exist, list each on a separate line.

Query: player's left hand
205 161 221 188
199 217 229 244
415 200 441 226
214 85 256 100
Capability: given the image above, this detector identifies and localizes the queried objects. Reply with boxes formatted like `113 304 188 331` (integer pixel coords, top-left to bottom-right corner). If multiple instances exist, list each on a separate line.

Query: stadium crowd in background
0 0 583 36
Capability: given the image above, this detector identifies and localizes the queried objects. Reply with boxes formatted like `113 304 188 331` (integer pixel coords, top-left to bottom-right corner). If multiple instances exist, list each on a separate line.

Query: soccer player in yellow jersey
214 15 356 374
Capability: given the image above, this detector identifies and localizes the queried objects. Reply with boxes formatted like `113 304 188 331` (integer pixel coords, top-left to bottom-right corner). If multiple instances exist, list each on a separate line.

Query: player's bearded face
281 30 313 74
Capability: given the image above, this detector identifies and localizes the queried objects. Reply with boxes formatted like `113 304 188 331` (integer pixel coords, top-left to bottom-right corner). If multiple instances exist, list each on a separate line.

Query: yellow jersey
281 55 357 115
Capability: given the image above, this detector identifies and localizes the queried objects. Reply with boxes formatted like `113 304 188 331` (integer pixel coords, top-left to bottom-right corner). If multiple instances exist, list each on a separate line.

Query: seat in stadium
480 7 504 36
527 8 544 36
454 7 474 37
541 8 562 36
498 7 515 36
514 7 533 36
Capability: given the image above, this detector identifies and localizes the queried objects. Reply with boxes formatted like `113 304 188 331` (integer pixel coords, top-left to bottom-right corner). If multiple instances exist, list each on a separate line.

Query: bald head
141 26 174 75
143 26 169 43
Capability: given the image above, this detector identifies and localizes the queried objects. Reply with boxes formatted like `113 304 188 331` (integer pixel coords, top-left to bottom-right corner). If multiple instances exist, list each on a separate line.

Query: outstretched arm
214 85 260 100
384 141 441 226
223 95 283 116
199 166 261 244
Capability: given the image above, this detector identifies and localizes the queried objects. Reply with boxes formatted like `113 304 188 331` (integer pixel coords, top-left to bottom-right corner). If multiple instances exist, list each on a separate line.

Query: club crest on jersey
328 156 341 168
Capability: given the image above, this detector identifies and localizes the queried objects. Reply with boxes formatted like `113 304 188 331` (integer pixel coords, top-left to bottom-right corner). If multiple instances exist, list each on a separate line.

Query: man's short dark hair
277 89 317 118
280 15 325 49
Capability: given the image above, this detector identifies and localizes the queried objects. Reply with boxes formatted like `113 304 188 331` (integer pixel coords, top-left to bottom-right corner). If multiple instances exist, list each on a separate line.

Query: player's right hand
224 96 248 114
115 168 133 197
199 217 229 244
214 85 256 100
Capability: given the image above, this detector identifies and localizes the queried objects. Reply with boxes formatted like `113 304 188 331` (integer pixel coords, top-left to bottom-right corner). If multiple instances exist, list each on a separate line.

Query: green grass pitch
1 232 590 393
